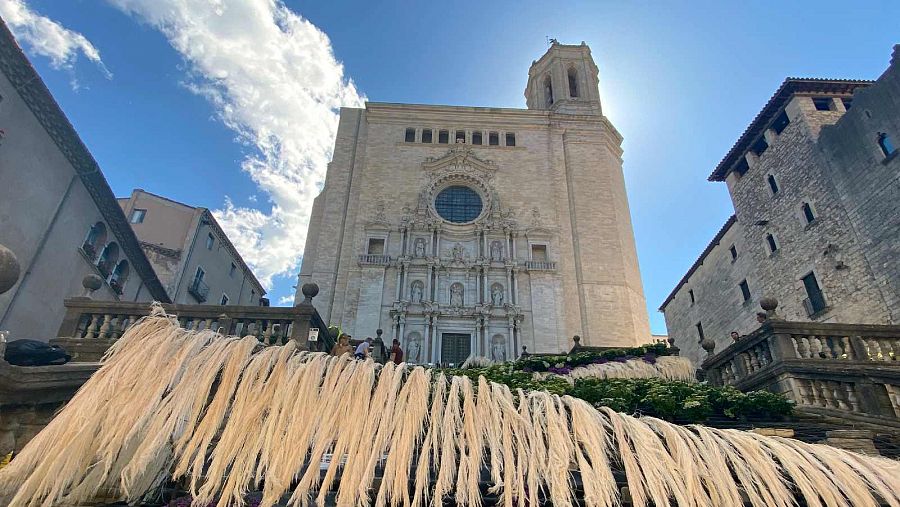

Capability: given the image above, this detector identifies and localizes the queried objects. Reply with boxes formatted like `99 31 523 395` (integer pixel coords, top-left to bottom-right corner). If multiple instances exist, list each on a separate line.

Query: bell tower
525 41 602 115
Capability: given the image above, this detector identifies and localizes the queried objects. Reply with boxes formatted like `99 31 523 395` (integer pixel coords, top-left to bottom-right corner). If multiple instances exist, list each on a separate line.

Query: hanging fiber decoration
1 307 899 507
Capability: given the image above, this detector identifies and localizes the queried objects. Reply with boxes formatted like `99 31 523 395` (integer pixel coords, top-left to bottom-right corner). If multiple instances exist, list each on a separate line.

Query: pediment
422 145 496 174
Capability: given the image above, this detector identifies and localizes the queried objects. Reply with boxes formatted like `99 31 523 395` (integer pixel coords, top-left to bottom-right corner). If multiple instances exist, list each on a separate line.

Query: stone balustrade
51 284 334 362
702 320 900 425
524 260 557 271
358 254 392 266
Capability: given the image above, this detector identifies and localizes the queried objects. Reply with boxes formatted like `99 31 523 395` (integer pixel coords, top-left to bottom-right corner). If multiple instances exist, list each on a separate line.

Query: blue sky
3 0 898 335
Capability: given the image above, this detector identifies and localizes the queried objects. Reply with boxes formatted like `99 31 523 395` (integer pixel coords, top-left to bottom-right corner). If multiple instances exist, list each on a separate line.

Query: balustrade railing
702 319 900 423
52 287 333 361
358 254 392 266
524 260 557 271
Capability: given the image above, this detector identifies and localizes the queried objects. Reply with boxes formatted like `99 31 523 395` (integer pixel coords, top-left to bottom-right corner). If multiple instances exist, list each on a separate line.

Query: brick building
297 41 651 363
661 45 900 366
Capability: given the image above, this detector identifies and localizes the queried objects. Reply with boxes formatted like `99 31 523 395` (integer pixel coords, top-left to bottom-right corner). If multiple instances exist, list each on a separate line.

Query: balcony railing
702 319 900 424
188 277 210 302
358 254 392 266
525 260 557 271
52 289 334 362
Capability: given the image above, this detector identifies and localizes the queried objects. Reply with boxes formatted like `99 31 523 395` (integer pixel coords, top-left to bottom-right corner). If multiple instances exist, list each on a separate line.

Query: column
481 229 487 258
398 315 406 347
505 230 511 260
511 267 518 305
506 267 513 306
431 315 440 363
395 266 403 301
507 317 515 361
435 228 442 257
510 231 518 260
401 227 409 256
425 264 433 302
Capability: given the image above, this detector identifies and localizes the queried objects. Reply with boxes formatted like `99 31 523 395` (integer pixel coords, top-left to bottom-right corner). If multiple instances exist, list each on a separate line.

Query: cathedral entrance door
440 333 471 366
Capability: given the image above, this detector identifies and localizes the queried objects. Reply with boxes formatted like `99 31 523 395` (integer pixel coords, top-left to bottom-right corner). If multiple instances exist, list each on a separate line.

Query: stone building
297 42 651 364
117 189 266 306
661 45 900 365
0 21 169 341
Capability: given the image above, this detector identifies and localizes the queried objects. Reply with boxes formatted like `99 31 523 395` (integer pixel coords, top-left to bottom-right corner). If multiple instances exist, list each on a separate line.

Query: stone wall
664 47 900 366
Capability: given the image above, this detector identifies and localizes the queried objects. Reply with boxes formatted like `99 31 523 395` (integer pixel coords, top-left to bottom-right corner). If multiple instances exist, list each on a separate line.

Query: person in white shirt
354 337 372 359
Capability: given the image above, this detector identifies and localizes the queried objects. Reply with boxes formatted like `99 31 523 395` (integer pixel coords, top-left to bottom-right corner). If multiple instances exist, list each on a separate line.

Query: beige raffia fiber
532 356 697 383
1 308 899 507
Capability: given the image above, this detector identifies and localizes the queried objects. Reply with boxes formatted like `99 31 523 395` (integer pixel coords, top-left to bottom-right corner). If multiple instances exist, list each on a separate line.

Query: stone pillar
431 315 440 363
511 267 519 305
510 231 518 260
425 264 433 302
506 316 515 361
506 267 513 305
398 315 406 349
395 267 403 301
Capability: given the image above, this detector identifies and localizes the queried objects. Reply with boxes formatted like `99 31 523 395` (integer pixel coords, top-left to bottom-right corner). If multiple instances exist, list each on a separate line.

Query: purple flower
642 353 658 364
613 357 628 363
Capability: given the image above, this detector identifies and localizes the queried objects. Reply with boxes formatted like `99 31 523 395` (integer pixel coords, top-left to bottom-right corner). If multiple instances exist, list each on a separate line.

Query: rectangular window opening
739 280 751 302
404 128 416 143
129 209 147 224
802 272 827 314
220 293 229 306
734 157 749 177
802 203 815 224
505 132 516 147
367 238 385 255
751 137 768 156
472 131 482 145
688 289 695 304
841 97 853 110
531 244 548 262
767 174 779 195
696 322 705 342
812 97 832 111
771 111 790 134
766 234 778 253
206 233 215 250
729 245 738 261
422 129 433 143
438 130 449 144
229 262 237 277
488 132 499 146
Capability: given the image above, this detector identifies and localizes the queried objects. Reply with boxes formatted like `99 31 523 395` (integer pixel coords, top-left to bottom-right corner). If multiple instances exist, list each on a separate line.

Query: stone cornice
0 19 170 302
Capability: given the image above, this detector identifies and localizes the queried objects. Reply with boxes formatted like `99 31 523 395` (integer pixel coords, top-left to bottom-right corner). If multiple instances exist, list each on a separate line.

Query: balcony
702 317 900 426
358 254 392 266
524 260 557 271
188 277 210 302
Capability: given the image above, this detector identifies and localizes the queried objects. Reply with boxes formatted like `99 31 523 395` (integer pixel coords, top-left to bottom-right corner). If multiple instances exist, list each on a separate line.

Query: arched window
96 242 120 278
878 132 896 157
568 67 578 98
544 75 554 106
109 259 130 295
82 222 107 260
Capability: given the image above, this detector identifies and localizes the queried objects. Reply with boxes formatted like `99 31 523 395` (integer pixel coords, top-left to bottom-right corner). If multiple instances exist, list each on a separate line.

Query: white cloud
277 295 294 306
0 0 111 85
108 0 365 289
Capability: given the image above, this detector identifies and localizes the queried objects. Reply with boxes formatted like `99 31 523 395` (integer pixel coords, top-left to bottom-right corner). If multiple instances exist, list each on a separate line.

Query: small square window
206 233 215 250
438 130 449 144
130 209 146 224
367 238 385 255
489 132 499 146
422 129 433 143
739 280 751 302
531 244 548 262
229 262 237 277
404 128 416 143
729 245 738 261
751 137 768 156
812 97 832 111
771 111 790 134
505 133 516 147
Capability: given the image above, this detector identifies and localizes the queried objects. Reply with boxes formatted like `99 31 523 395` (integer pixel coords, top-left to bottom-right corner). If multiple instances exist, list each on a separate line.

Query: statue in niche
491 283 504 306
491 335 507 362
451 243 465 262
406 332 422 363
414 238 427 258
490 240 503 261
410 281 424 303
449 283 464 308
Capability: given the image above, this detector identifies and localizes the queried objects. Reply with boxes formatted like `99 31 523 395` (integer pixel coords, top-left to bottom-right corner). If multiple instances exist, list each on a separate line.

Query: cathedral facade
297 42 650 364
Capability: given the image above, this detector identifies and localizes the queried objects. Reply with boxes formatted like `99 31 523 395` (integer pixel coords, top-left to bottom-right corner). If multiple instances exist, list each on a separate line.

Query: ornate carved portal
390 147 535 364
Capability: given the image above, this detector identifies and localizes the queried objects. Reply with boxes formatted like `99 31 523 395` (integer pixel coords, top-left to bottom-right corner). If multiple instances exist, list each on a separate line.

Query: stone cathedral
297 41 651 364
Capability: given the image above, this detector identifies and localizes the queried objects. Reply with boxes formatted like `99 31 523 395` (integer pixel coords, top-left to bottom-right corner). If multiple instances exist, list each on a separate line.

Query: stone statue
452 243 465 261
490 241 503 261
491 284 504 306
414 238 426 258
410 281 423 303
491 336 507 362
450 283 464 307
407 337 422 363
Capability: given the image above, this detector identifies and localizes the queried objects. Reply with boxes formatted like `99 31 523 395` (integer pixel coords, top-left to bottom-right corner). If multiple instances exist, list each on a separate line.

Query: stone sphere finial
376 328 383 339
573 335 581 345
701 337 716 356
760 296 778 312
0 244 21 295
300 283 319 304
82 274 103 297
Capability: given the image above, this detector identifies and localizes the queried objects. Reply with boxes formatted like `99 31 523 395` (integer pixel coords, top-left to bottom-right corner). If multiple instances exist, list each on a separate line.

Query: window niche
438 130 449 144
422 129 433 143
766 174 780 195
801 202 816 225
472 131 482 145
505 133 516 147
488 132 499 146
766 234 779 254
567 67 579 98
404 128 416 143
367 238 386 255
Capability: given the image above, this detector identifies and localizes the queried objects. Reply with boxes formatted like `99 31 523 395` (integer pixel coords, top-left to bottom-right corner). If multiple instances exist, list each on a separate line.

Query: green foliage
515 342 671 373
